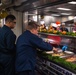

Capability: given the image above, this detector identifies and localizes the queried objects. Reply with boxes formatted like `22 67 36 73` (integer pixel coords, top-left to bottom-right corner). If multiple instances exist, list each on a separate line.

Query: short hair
5 15 16 22
27 21 39 30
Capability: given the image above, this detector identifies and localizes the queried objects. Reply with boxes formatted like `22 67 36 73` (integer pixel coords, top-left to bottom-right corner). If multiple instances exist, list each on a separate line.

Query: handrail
39 32 76 38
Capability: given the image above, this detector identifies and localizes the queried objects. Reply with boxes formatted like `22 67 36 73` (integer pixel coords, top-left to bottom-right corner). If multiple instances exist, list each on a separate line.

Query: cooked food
52 53 64 56
66 57 76 62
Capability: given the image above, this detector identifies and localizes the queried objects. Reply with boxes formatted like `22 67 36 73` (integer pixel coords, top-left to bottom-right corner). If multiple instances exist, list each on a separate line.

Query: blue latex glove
62 45 68 52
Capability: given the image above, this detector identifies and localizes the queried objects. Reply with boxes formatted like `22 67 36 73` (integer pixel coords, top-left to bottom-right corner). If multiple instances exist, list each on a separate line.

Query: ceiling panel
13 0 76 16
14 0 72 11
36 1 76 16
1 0 76 17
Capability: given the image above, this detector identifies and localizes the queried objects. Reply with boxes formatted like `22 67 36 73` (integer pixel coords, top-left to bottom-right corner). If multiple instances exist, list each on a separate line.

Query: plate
65 51 74 54
46 51 53 54
46 50 62 54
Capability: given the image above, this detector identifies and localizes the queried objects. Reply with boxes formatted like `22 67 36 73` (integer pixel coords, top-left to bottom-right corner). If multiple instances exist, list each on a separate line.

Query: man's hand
52 47 58 53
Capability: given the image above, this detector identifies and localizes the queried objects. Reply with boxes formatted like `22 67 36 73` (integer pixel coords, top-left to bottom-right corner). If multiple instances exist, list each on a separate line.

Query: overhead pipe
1 0 13 5
22 0 73 12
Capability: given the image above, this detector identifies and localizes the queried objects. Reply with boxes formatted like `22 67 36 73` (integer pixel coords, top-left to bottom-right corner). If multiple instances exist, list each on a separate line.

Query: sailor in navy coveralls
15 21 58 75
0 15 16 75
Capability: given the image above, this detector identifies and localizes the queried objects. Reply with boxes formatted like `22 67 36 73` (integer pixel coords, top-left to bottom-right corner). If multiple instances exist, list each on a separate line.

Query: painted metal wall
10 9 22 38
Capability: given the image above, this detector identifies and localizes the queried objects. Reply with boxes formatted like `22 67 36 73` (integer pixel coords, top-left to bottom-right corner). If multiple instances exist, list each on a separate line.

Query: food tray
46 50 74 58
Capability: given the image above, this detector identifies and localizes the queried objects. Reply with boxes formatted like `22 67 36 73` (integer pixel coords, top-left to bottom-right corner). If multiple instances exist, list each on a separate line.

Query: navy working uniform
15 30 53 75
60 28 68 32
0 25 16 75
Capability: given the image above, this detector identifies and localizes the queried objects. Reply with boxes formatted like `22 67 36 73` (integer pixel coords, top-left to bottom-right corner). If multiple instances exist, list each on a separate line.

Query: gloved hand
62 45 68 52
53 47 58 53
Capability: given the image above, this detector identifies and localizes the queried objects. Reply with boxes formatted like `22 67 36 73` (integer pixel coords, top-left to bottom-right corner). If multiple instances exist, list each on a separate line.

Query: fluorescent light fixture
25 14 37 16
61 13 71 15
51 14 60 16
57 8 71 11
68 1 76 4
68 16 74 20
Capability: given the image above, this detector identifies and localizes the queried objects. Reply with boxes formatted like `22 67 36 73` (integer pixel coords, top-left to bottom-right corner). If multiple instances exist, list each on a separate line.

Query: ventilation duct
1 0 13 5
14 0 27 6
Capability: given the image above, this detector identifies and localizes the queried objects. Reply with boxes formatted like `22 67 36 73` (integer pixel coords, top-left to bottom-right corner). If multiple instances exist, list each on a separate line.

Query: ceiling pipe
1 0 13 5
14 0 27 6
16 0 73 12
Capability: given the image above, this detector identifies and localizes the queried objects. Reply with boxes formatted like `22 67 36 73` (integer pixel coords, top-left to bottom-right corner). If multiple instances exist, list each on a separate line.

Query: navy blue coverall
0 25 16 75
15 30 53 75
